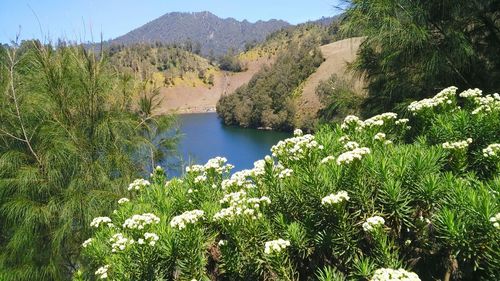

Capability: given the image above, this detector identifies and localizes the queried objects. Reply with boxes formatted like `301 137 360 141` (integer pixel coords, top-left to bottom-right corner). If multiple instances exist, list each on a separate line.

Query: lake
161 113 291 176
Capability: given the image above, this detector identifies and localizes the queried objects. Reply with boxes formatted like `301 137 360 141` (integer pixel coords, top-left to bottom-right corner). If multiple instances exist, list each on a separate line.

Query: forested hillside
106 43 217 88
216 24 333 130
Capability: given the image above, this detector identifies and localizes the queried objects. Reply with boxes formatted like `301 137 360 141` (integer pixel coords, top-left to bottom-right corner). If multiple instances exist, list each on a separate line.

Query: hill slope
295 37 364 127
111 11 291 56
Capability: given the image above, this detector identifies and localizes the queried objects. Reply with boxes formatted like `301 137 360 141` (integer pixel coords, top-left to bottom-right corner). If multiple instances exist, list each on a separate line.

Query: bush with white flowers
78 87 499 281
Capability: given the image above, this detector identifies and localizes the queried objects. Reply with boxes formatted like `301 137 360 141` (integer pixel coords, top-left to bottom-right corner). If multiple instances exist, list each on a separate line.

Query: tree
340 0 500 116
0 41 176 280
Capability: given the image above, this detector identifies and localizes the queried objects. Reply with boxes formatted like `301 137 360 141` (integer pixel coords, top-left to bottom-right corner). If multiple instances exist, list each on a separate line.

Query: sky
0 0 342 44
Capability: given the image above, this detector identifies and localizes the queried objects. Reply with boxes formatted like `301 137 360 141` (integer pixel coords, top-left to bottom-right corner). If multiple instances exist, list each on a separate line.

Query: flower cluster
293 128 303 136
271 134 323 161
278 168 293 179
442 138 472 150
122 213 160 230
95 265 109 279
483 143 500 158
128 179 151 191
138 232 159 246
337 147 371 165
459 88 482 98
118 198 130 204
362 112 398 129
110 233 134 252
344 141 360 150
321 191 350 205
90 217 113 228
374 132 386 141
341 115 364 130
341 113 398 131
320 156 336 164
395 118 409 125
363 216 385 232
471 93 500 114
408 86 457 113
264 239 291 254
214 190 270 221
370 268 421 281
170 210 204 230
221 169 255 190
82 238 93 248
186 157 234 175
490 213 500 229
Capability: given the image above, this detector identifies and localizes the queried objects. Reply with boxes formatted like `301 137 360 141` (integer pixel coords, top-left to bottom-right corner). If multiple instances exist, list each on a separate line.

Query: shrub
79 87 499 280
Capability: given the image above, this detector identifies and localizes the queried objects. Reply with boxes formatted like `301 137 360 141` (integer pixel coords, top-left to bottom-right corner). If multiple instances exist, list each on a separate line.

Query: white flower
218 240 226 246
271 134 322 161
344 141 360 150
337 147 371 165
118 198 129 204
109 233 134 252
442 138 472 150
278 168 293 179
82 238 93 248
459 88 482 98
490 213 500 230
321 191 350 205
170 210 204 230
90 217 112 228
194 175 207 183
483 143 500 158
128 179 151 191
293 128 303 136
264 239 290 254
144 232 159 246
338 135 350 143
408 86 458 113
370 268 421 281
123 213 160 229
95 265 109 279
214 191 270 221
395 118 409 125
471 93 500 114
374 132 386 141
362 216 385 232
320 156 336 164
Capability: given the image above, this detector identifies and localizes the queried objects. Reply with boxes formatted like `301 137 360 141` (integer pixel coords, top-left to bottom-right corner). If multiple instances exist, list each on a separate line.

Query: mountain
110 11 291 56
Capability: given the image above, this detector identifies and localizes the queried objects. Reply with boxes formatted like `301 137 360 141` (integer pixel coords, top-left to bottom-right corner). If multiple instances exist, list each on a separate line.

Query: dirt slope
157 58 271 114
295 37 364 126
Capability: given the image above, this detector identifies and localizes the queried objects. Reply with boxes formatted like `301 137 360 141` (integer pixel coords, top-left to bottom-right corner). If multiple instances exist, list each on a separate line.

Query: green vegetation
79 87 499 280
0 41 176 281
217 30 324 131
341 0 500 116
107 43 216 87
315 74 364 123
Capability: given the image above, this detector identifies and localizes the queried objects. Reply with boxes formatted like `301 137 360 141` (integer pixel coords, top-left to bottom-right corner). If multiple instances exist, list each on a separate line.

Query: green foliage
80 87 499 280
217 35 324 131
341 0 500 116
316 74 364 123
217 48 245 72
0 41 176 280
107 43 215 86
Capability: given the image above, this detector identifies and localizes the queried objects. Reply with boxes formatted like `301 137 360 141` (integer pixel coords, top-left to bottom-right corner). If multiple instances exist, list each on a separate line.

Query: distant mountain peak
110 11 290 56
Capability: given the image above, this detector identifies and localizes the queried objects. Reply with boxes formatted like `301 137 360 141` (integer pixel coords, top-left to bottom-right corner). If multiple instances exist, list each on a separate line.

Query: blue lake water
161 113 291 176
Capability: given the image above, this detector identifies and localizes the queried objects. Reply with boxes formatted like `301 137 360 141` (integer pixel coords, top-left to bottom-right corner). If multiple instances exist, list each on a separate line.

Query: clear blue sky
0 0 342 44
